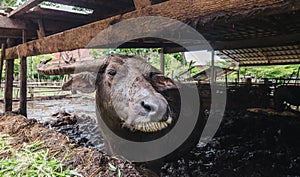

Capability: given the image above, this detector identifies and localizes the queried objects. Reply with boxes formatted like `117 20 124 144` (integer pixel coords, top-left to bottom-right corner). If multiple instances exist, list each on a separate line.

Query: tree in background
227 65 300 82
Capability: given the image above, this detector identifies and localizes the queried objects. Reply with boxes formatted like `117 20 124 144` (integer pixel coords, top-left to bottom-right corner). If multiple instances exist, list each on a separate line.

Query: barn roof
0 0 300 66
218 45 300 66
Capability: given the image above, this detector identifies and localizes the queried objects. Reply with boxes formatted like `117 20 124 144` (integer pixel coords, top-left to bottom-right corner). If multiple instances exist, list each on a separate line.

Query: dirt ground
161 109 300 177
1 108 300 177
0 113 144 177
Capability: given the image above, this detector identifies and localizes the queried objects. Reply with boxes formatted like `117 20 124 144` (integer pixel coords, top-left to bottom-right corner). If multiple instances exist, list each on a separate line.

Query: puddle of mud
1 95 105 152
27 96 96 122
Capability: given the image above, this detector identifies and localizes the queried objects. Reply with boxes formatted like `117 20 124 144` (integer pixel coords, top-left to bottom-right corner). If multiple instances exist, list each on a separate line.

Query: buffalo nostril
161 114 168 121
141 101 152 112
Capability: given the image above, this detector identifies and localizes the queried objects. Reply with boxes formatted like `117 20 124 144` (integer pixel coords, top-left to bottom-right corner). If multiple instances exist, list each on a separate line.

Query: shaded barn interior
1 0 300 176
0 0 299 115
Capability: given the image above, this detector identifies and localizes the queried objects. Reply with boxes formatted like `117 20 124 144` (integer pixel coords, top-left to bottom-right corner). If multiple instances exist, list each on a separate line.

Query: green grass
0 133 82 177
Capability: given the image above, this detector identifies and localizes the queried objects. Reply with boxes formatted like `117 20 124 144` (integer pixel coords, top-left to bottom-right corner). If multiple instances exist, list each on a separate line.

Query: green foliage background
227 65 300 81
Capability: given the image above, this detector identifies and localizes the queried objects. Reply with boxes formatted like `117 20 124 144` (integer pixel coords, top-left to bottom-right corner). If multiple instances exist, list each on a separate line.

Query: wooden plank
19 56 27 116
48 0 134 10
5 0 298 59
37 19 45 38
0 29 37 39
8 0 43 17
0 43 5 88
0 16 33 30
19 30 27 116
240 61 300 66
30 90 63 93
159 48 165 75
133 0 151 9
4 39 14 112
27 6 89 22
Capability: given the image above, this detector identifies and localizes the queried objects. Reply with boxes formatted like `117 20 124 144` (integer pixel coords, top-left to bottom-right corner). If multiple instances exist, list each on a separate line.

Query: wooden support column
37 19 45 38
4 38 14 112
210 50 216 84
0 43 5 88
19 30 27 116
225 70 228 87
159 48 165 75
133 0 151 9
237 65 240 84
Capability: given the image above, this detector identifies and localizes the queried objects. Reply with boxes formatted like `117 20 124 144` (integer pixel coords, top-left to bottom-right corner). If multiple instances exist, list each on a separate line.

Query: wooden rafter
257 49 270 63
240 60 300 66
219 50 239 63
4 0 300 60
8 0 43 17
0 16 34 30
133 0 151 9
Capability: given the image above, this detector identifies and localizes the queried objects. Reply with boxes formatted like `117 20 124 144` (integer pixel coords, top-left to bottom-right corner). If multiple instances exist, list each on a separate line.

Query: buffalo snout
137 94 168 122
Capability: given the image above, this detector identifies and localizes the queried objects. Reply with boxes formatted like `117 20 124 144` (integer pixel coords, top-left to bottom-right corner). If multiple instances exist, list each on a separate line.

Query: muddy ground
41 108 300 177
0 113 143 177
161 109 300 177
1 102 300 176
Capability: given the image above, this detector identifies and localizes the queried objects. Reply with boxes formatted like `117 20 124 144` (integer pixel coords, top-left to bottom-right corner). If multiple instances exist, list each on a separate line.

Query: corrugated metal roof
218 45 300 66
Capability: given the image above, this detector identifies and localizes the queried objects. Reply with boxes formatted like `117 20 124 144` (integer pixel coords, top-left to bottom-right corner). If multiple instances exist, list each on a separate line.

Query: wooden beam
19 30 27 116
159 48 165 75
228 54 300 61
0 16 34 30
5 0 299 59
8 0 43 17
0 43 5 88
257 49 270 64
133 0 151 9
48 0 134 11
37 19 45 38
4 38 14 112
240 60 300 66
27 6 90 22
0 29 37 39
219 50 239 63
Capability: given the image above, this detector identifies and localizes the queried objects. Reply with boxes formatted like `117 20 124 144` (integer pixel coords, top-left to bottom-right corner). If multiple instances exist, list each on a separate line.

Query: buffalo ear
151 74 177 92
62 72 97 93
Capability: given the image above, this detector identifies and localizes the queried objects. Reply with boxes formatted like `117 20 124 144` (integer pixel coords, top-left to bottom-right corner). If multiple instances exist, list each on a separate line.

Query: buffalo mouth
121 114 173 133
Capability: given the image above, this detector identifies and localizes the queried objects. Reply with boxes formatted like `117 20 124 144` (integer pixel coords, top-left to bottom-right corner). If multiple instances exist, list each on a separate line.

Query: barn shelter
0 0 300 116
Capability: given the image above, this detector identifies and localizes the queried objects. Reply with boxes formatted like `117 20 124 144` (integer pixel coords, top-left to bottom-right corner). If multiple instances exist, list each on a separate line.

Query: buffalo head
38 55 178 136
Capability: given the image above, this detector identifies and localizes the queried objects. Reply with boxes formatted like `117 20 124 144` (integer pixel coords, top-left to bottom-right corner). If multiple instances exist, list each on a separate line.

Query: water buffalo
274 85 300 111
37 54 204 164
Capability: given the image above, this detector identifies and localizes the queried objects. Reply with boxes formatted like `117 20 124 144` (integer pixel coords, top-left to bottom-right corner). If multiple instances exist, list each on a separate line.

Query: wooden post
20 30 27 116
19 56 27 116
160 48 165 75
133 0 151 9
211 50 216 84
225 69 228 87
0 43 5 88
237 65 240 84
4 38 14 112
37 19 45 38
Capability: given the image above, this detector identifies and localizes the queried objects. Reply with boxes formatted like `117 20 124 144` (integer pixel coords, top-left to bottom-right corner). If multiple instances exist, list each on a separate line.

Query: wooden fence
0 81 70 101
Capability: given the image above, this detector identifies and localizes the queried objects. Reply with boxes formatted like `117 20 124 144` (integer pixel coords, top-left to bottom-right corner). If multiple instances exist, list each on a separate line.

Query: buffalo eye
107 70 117 77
